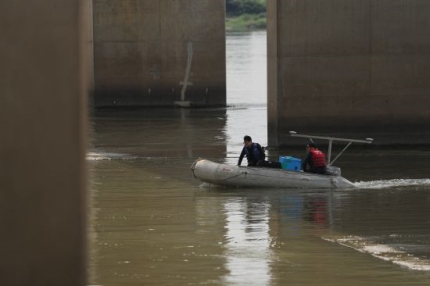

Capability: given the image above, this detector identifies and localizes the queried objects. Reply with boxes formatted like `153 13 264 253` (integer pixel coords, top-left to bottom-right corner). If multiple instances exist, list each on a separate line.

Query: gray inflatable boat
191 132 373 189
191 159 355 189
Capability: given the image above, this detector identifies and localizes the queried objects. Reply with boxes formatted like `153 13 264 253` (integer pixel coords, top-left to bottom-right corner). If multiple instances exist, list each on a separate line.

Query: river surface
88 31 430 285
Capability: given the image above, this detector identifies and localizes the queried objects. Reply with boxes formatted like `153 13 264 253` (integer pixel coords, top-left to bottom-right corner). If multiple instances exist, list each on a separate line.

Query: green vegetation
226 0 266 31
226 0 266 16
226 13 266 31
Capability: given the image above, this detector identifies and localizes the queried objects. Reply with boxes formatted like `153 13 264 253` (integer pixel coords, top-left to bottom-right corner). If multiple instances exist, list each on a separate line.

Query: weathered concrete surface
93 0 226 107
0 0 89 285
268 0 430 146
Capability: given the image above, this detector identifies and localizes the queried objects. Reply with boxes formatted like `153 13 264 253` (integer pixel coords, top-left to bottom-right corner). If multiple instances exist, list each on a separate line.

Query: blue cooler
279 156 301 172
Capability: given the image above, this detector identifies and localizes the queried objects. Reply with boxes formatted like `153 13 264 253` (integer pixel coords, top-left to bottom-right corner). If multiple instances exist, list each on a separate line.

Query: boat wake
323 235 430 271
86 151 138 161
354 179 430 189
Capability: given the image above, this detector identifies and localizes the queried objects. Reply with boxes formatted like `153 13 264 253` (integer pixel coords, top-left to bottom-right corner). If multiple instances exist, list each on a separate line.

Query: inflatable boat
191 132 373 189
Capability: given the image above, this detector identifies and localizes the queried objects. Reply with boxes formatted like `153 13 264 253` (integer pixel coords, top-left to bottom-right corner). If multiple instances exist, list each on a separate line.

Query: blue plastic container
279 156 302 172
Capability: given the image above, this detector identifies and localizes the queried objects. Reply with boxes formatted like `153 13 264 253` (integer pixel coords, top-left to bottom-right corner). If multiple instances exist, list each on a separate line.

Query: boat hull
191 159 356 189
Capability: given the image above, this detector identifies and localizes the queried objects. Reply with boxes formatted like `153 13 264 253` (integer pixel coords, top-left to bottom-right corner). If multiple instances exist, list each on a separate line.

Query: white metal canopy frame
289 131 374 166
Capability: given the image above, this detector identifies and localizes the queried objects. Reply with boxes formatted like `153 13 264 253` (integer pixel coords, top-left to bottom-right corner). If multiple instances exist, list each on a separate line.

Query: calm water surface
88 31 430 285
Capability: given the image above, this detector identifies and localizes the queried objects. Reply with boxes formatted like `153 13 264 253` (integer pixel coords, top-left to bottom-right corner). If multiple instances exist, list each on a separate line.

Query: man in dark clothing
301 142 327 174
237 135 265 167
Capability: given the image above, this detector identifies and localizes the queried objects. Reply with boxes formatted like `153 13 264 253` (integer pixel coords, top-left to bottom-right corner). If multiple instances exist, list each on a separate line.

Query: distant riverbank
226 13 266 31
226 0 266 31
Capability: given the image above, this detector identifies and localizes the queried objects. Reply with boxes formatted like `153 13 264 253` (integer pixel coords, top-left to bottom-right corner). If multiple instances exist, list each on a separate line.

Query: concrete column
93 0 226 107
0 0 89 285
267 0 280 147
268 0 430 146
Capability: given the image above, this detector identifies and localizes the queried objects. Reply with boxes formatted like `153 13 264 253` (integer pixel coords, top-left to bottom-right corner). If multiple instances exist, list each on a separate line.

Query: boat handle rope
220 171 248 181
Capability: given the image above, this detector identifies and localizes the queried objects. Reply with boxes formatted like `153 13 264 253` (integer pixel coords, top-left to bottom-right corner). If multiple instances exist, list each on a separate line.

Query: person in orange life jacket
301 142 327 174
237 135 265 167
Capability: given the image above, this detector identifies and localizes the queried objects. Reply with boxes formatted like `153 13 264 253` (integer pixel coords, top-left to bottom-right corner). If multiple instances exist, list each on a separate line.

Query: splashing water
354 179 430 189
323 235 430 271
86 151 138 161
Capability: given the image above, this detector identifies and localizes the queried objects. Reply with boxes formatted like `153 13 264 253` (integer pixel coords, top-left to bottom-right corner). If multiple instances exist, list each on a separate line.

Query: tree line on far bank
226 0 266 17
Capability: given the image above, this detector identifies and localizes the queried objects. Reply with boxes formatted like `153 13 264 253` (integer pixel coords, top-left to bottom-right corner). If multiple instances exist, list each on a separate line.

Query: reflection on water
223 199 272 285
88 31 430 285
90 108 228 159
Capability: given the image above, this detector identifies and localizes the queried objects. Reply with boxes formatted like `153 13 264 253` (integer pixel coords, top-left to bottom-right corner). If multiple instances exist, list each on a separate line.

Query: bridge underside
267 0 430 146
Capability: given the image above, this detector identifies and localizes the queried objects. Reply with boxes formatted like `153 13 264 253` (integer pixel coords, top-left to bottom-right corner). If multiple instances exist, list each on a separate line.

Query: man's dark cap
307 142 317 148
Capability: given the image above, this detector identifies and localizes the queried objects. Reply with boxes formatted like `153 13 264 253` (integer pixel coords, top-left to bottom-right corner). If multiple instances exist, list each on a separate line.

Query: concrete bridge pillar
268 0 430 146
93 0 226 107
0 0 89 285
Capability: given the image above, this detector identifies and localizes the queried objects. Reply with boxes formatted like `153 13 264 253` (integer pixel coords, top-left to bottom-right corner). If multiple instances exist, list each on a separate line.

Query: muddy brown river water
87 32 430 286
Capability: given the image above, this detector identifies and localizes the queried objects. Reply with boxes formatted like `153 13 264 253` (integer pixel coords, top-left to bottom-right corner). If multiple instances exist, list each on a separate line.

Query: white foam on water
86 151 137 161
362 244 403 255
86 152 112 161
323 235 430 271
354 178 430 189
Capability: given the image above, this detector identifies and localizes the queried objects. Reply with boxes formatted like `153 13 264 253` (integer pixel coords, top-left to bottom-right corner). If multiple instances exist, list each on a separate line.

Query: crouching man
237 135 265 167
301 143 327 174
